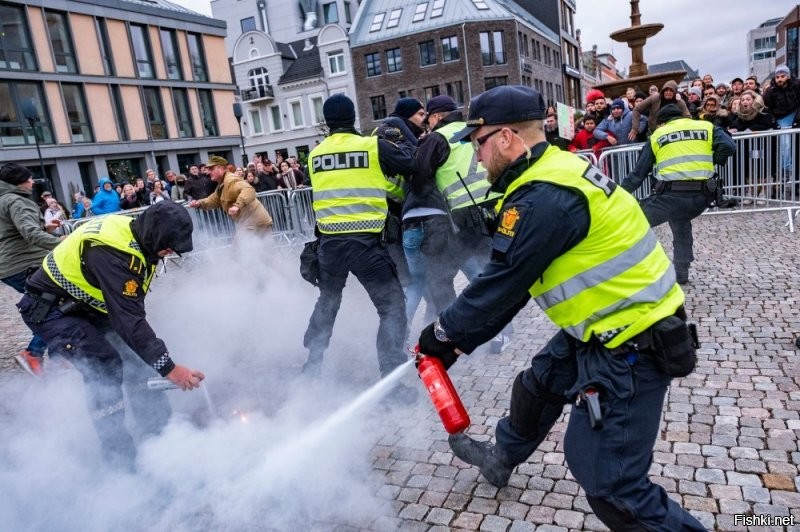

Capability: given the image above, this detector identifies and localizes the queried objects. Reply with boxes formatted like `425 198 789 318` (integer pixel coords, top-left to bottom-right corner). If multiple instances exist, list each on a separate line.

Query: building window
472 0 489 9
248 67 270 97
241 17 256 32
431 0 445 17
365 52 381 76
424 85 440 102
419 40 436 66
413 2 428 22
480 31 506 65
110 85 128 141
160 28 182 80
344 1 352 24
544 46 551 66
197 89 217 136
484 76 508 90
386 48 402 73
386 9 402 28
269 105 282 131
0 3 37 71
369 13 385 32
533 40 541 61
310 95 324 123
46 11 77 73
172 88 194 138
61 83 92 143
370 95 386 120
328 51 346 74
186 33 208 82
323 3 339 24
142 87 166 139
445 80 464 106
441 36 459 62
130 24 154 78
249 108 263 135
0 82 53 146
96 19 114 76
289 99 304 128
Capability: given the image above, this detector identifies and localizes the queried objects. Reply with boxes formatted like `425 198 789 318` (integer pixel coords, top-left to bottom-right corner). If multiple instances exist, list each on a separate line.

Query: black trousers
639 190 711 265
303 235 407 376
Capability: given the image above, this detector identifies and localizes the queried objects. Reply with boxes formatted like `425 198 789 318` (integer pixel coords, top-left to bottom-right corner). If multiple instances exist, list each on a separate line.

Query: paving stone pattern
3 211 800 530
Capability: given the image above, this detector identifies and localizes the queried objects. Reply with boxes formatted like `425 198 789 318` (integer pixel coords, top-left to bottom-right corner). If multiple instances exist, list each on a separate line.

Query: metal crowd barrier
594 128 800 231
573 150 598 167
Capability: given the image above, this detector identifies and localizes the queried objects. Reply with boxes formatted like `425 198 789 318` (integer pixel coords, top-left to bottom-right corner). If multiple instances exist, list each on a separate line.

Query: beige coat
198 172 273 233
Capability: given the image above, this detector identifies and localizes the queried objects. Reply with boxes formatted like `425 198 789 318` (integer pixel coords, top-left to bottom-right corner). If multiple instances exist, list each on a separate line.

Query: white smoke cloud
0 235 421 531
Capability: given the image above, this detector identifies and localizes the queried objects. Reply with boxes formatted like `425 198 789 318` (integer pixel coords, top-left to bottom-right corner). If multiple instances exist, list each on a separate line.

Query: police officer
417 86 705 531
623 104 736 284
302 94 416 391
17 202 205 470
416 94 511 352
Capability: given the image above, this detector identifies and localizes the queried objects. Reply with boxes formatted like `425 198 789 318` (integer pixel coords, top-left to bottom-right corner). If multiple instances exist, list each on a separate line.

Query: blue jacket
594 107 646 146
91 178 121 215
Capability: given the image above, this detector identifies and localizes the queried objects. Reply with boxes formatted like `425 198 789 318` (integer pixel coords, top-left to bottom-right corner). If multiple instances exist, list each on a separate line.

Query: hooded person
90 177 121 215
0 162 64 375
381 97 426 144
630 80 691 139
18 201 204 470
594 98 645 147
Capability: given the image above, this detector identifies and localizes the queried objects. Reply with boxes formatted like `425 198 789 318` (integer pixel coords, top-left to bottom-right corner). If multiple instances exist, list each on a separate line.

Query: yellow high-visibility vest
650 118 715 181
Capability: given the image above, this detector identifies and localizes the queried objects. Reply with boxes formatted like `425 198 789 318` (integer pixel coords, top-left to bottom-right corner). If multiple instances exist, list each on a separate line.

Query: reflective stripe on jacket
434 121 501 210
498 145 684 348
309 134 387 234
42 215 154 314
650 118 715 181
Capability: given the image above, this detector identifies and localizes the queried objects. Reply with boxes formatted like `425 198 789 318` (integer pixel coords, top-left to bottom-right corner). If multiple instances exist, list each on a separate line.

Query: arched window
248 67 269 90
249 48 259 59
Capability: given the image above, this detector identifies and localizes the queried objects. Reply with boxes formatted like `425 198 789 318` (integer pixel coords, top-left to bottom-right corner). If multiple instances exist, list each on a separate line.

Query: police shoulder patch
122 279 139 297
492 204 525 254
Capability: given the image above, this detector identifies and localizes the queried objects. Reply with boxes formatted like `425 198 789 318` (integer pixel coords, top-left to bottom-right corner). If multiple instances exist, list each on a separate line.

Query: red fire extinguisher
416 353 470 434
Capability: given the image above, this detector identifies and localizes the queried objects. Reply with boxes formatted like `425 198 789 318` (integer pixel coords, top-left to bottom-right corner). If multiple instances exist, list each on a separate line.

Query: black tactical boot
448 433 513 488
675 262 690 285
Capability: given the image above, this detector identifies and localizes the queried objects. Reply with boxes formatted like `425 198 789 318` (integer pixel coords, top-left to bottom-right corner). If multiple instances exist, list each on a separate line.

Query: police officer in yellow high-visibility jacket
417 86 706 531
302 94 416 393
17 202 205 471
623 104 736 284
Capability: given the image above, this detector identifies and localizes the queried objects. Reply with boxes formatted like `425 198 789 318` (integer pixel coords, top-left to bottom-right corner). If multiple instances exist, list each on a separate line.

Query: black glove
418 322 459 370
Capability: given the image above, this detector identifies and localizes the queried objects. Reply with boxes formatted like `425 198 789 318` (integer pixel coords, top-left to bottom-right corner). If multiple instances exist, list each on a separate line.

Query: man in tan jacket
188 156 273 236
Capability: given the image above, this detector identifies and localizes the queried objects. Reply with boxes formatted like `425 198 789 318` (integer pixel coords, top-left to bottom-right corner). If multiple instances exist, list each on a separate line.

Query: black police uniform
17 203 192 470
623 106 736 284
419 86 705 531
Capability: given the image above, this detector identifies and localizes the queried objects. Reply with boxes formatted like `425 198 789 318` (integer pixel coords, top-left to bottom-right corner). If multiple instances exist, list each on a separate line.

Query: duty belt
657 180 707 192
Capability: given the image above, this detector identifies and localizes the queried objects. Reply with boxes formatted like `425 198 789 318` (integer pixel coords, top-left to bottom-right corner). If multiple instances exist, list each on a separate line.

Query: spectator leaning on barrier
762 64 800 181
183 164 210 201
568 114 611 156
0 162 64 376
594 98 644 147
188 156 273 237
18 201 204 471
416 85 706 531
622 104 736 284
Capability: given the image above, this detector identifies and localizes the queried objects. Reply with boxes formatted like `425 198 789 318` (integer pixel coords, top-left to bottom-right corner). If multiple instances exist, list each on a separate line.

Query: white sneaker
742 198 753 206
756 192 766 206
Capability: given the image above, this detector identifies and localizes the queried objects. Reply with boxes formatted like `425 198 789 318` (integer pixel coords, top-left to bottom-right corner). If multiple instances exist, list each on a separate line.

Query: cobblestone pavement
2 210 800 531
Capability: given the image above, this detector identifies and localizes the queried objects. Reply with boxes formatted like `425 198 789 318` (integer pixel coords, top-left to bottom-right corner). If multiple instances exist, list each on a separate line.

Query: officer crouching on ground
417 86 705 531
623 103 736 284
17 201 205 471
301 94 417 399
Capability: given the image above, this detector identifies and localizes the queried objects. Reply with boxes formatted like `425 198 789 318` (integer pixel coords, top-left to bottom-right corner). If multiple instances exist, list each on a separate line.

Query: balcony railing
241 84 274 102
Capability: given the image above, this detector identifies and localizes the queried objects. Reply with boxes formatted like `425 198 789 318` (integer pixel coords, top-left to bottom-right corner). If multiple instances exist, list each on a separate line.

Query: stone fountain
591 0 686 98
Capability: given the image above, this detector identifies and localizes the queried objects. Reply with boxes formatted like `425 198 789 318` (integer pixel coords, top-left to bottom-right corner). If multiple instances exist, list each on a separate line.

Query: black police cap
450 85 547 143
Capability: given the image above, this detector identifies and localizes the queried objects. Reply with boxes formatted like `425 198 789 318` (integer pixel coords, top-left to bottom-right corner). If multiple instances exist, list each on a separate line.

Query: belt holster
26 292 58 324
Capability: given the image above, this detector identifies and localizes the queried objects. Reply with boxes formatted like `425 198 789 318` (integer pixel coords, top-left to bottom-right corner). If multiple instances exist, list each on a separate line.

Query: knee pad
509 371 567 440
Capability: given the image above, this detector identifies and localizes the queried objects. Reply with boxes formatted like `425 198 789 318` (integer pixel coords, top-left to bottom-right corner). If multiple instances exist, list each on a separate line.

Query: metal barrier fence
595 128 800 229
573 150 598 167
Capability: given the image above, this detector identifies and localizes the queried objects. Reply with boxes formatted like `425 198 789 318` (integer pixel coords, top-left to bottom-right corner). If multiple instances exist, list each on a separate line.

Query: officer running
417 86 705 531
301 94 416 395
17 202 205 470
623 103 736 284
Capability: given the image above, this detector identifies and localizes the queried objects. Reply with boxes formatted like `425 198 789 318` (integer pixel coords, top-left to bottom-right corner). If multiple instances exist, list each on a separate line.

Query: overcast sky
172 0 796 83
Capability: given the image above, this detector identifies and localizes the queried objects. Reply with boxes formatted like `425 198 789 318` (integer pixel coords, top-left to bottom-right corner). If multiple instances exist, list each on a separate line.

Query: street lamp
21 98 50 192
232 102 248 167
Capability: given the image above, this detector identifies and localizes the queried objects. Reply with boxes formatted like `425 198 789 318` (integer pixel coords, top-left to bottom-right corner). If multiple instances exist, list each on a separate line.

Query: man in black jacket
17 202 204 470
763 64 800 183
